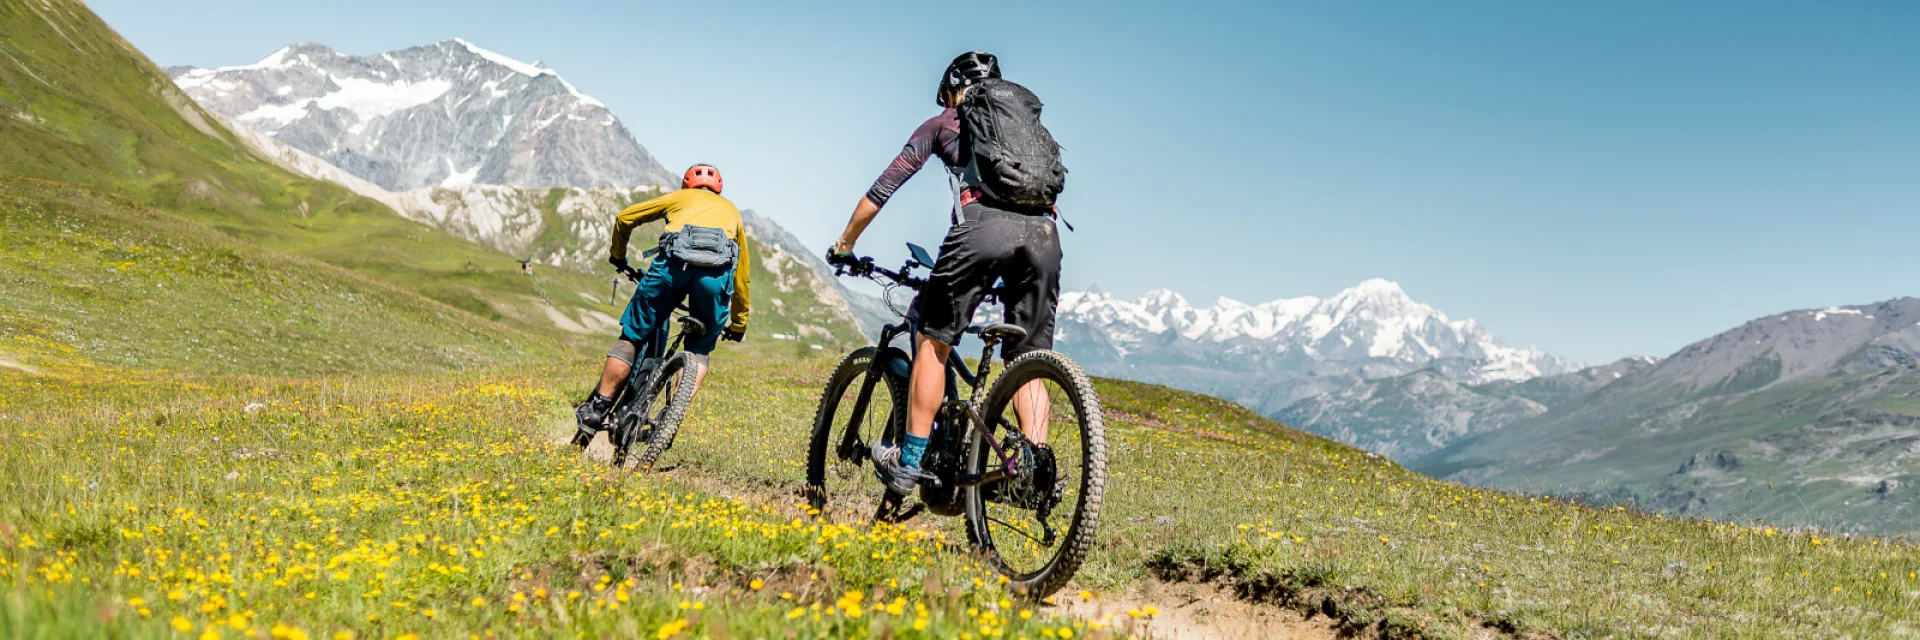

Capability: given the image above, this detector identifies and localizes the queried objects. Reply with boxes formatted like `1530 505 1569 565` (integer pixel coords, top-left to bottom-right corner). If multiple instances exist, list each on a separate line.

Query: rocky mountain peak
171 39 674 191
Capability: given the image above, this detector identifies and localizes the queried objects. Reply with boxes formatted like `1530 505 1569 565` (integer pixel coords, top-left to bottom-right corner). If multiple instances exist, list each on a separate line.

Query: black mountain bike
578 266 703 470
807 244 1108 598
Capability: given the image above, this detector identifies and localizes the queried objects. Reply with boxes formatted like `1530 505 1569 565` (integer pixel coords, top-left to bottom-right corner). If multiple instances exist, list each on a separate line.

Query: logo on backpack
958 78 1067 210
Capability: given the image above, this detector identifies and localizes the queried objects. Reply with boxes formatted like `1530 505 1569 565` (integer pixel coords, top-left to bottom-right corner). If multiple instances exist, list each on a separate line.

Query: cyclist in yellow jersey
572 164 752 446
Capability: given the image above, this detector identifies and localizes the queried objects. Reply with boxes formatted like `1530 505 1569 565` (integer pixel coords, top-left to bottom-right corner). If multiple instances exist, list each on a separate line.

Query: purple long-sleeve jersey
864 108 965 208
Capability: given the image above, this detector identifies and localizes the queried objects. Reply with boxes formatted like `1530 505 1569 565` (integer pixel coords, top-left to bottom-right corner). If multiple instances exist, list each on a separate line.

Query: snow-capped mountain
173 40 869 345
1037 280 1580 415
170 40 675 191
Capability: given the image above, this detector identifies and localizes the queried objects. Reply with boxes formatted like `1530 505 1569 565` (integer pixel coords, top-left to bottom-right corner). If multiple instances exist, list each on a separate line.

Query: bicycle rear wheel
805 347 909 520
963 350 1107 598
624 352 698 470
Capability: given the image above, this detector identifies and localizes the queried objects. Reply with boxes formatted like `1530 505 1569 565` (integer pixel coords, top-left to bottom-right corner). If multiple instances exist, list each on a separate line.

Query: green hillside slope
0 0 674 356
1419 367 1920 533
0 177 548 373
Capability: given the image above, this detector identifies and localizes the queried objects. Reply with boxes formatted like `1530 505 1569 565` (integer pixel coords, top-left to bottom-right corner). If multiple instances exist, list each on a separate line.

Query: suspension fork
837 363 887 459
837 331 900 459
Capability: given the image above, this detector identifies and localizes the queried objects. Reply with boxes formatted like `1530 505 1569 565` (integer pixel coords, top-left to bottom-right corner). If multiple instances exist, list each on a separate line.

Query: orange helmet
682 164 723 194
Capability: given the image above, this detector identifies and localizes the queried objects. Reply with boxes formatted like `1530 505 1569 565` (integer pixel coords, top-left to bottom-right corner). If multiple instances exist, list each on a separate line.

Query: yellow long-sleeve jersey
609 188 752 333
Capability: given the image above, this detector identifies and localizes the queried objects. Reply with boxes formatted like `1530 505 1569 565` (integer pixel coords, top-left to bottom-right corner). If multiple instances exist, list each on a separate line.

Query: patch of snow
451 38 608 108
1813 307 1862 322
275 85 292 96
236 75 452 129
555 77 606 108
211 46 294 74
236 100 315 126
314 75 453 120
453 38 546 77
441 158 479 188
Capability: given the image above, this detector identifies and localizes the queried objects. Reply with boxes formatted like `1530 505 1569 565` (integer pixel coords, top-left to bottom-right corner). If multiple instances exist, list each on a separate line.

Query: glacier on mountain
1029 280 1579 415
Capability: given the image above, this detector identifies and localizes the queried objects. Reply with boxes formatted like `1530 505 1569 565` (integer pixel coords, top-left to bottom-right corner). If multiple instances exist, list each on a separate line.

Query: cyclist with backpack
829 51 1069 495
573 164 751 448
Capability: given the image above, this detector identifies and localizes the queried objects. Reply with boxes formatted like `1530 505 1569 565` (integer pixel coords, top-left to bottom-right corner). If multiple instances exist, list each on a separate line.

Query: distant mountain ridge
170 40 675 191
1412 298 1920 533
1041 280 1581 416
1276 356 1660 460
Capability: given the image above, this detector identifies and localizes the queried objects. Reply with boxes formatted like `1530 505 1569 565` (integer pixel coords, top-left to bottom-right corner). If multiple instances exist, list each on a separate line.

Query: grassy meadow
3 344 1917 639
3 1 1918 638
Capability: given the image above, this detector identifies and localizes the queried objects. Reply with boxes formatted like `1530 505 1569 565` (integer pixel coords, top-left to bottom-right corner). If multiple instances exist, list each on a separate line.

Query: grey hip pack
655 225 739 269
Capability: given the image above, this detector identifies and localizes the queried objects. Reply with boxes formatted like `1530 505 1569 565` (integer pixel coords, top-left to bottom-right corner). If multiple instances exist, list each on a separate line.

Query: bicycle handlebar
827 249 925 290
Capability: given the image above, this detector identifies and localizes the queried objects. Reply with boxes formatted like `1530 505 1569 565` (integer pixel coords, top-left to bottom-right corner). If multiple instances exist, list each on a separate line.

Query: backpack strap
946 171 967 226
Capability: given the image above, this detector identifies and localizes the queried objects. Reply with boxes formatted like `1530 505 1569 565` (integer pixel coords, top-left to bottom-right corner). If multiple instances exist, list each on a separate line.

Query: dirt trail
549 414 1348 638
0 358 43 375
1055 581 1339 640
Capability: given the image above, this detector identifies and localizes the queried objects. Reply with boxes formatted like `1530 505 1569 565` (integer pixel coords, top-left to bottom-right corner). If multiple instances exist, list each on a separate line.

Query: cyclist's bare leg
1013 378 1050 445
595 357 631 397
687 358 709 398
907 333 952 439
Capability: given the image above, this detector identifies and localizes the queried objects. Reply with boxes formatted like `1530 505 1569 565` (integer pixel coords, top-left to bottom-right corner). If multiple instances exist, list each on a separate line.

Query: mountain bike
807 244 1107 598
581 265 703 470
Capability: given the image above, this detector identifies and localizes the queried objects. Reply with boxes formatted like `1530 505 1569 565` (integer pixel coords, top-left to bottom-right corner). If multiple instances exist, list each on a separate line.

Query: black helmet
937 51 1000 107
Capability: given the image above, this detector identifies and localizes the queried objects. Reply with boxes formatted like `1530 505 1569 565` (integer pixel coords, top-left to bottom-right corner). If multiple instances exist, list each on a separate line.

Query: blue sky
92 0 1919 364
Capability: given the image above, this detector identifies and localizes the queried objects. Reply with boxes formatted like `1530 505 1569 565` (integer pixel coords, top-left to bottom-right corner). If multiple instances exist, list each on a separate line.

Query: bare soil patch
1054 579 1341 640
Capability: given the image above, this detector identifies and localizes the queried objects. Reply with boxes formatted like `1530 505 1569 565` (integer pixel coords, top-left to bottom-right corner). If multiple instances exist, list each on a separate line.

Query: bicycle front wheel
805 346 908 520
963 350 1107 598
627 352 699 470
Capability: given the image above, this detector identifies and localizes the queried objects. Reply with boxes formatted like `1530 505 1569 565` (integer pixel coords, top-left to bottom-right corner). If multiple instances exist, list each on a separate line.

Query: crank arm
952 469 1009 488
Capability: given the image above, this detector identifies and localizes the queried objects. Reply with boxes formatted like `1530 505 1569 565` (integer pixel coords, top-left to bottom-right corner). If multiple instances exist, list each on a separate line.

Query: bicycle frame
852 303 1024 493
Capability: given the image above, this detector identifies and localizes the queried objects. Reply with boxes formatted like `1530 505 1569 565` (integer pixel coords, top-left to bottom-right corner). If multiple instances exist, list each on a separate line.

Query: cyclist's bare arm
834 196 884 254
838 111 957 254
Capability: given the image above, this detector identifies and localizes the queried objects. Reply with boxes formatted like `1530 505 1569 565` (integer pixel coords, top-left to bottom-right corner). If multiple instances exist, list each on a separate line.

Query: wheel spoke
985 514 1049 548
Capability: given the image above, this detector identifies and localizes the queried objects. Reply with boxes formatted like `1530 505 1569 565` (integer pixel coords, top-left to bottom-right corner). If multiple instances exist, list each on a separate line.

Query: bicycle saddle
676 316 707 338
968 323 1028 343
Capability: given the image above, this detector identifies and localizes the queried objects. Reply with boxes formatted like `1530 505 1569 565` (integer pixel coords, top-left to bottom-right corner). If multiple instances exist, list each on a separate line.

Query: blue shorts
615 257 733 359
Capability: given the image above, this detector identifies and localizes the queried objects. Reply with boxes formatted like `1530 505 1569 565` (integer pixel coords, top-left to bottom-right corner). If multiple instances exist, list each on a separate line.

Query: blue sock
902 434 929 469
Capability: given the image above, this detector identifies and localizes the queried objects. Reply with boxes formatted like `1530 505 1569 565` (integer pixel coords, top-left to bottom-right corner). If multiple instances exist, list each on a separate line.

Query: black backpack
957 78 1066 210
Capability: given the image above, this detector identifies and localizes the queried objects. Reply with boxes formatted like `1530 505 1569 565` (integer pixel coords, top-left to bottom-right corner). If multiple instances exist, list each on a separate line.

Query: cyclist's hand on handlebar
609 256 631 271
722 329 746 343
825 244 854 265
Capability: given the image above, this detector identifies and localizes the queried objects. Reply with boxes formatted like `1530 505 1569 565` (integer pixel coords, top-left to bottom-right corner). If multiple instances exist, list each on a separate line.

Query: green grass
0 177 556 375
4 352 1918 639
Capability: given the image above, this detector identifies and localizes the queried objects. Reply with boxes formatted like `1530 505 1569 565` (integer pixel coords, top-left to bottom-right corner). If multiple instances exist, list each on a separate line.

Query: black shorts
911 202 1062 360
